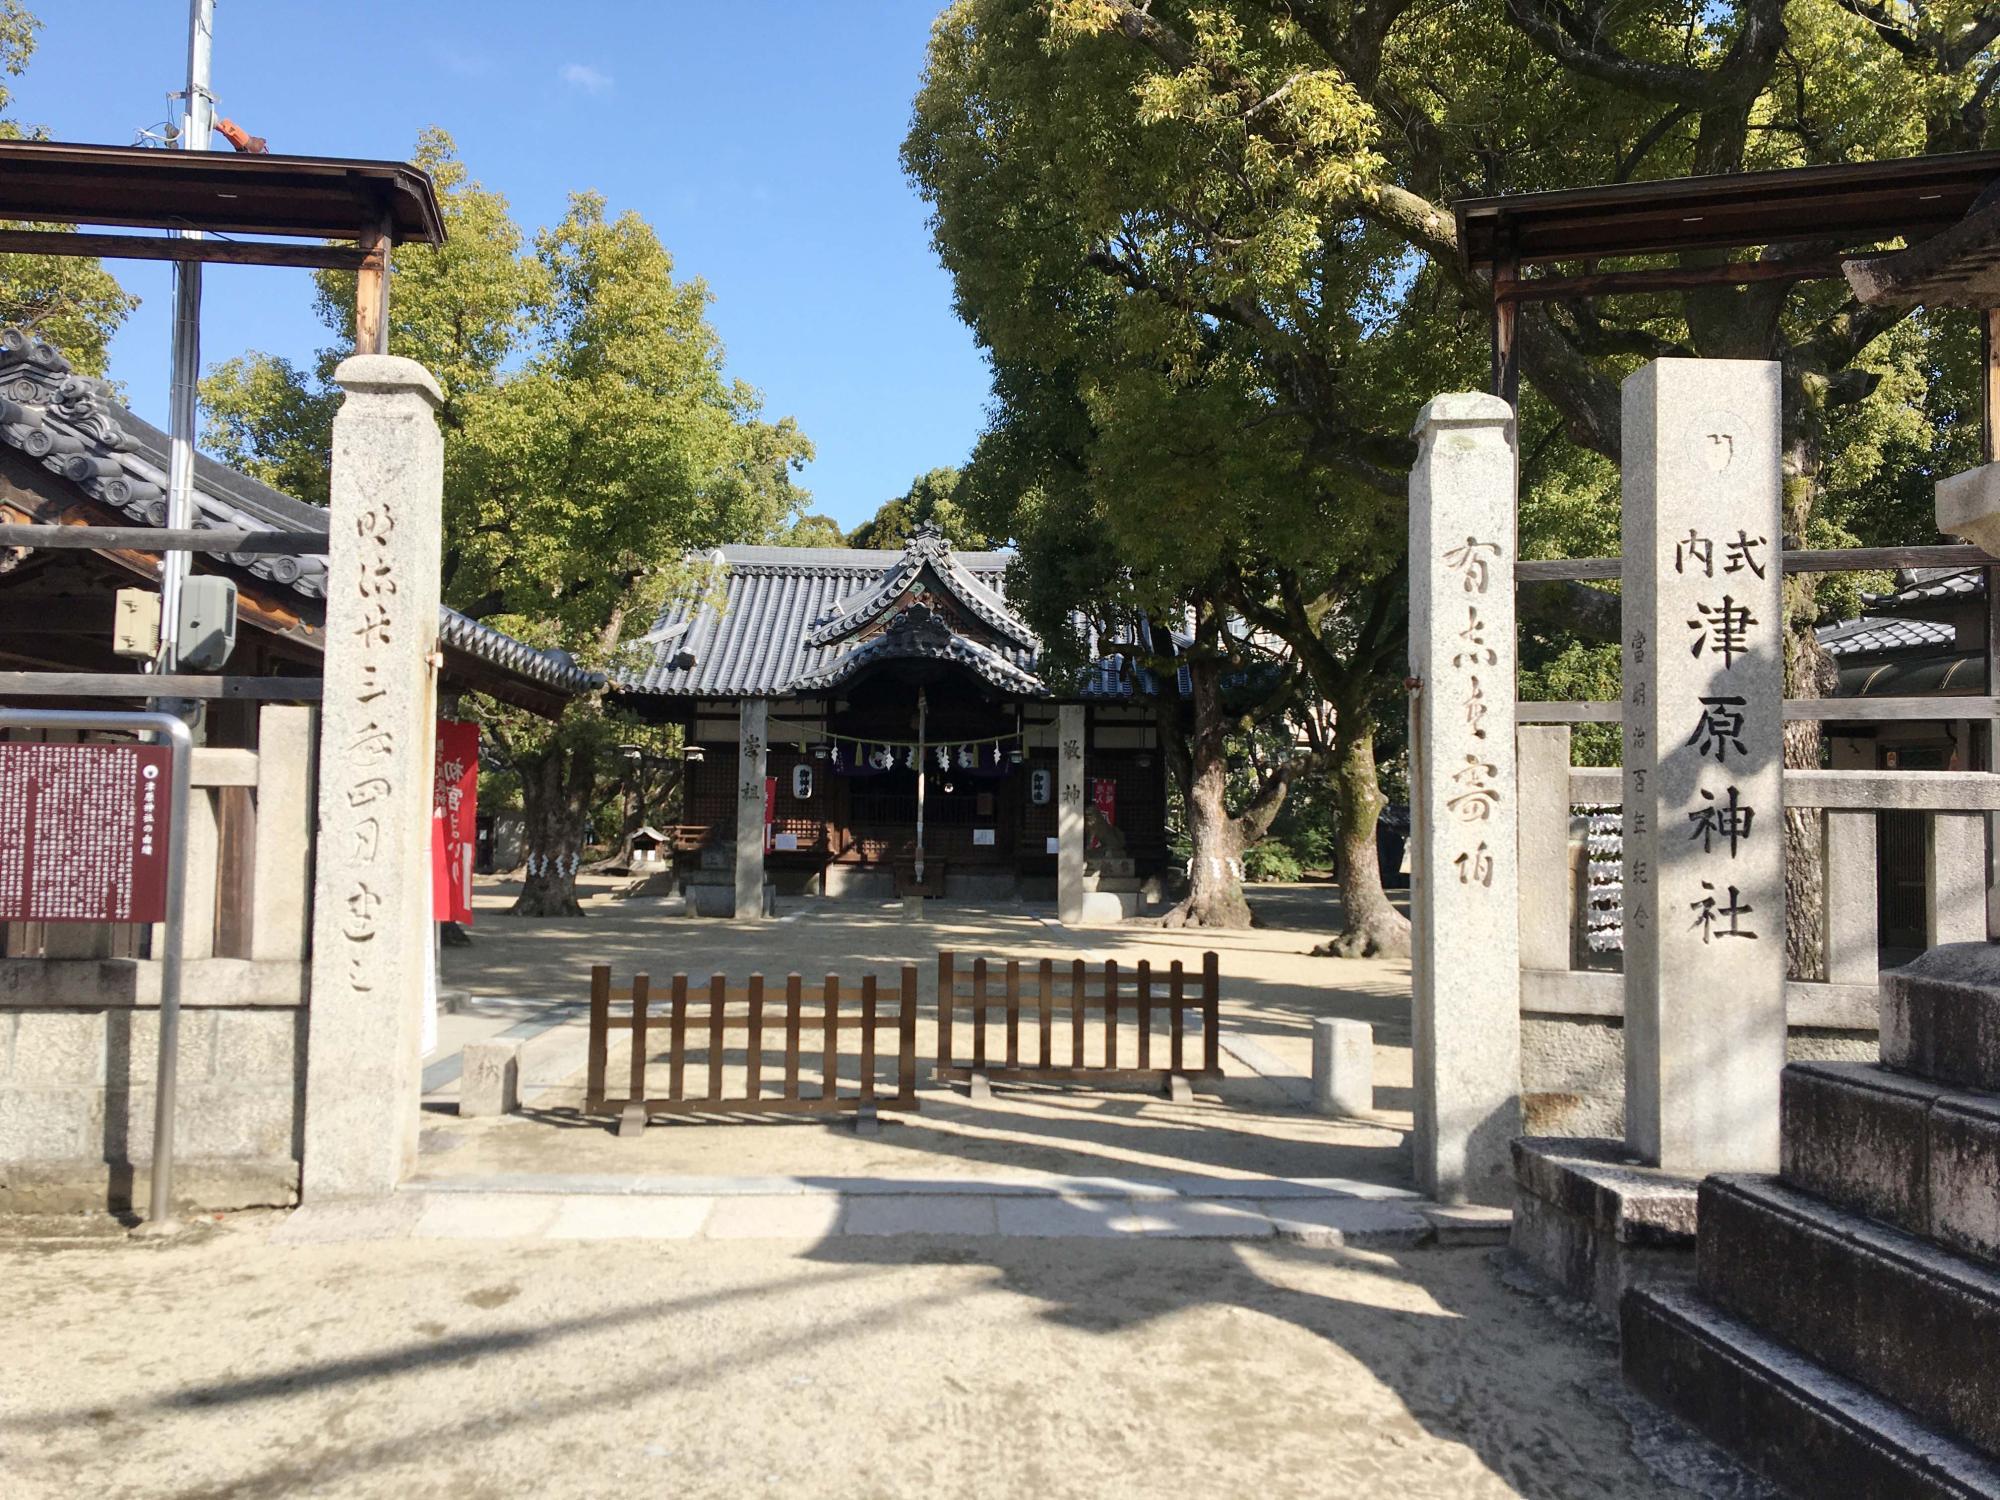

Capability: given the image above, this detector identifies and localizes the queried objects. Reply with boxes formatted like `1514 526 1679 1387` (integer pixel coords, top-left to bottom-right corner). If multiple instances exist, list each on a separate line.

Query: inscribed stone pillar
1621 358 1784 1174
1408 391 1521 1206
735 700 769 920
303 356 444 1199
1057 704 1086 926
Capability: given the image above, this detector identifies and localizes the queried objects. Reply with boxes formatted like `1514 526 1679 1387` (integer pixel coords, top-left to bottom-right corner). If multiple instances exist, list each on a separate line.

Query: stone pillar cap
1411 391 1513 435
333 354 445 409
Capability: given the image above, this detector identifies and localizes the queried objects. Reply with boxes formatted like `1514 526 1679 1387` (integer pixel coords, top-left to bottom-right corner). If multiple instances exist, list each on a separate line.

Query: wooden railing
936 951 1220 1096
586 965 920 1134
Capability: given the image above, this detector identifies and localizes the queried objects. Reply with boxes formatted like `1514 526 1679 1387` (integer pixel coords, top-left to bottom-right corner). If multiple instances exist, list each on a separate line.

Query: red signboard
431 721 478 924
0 741 173 923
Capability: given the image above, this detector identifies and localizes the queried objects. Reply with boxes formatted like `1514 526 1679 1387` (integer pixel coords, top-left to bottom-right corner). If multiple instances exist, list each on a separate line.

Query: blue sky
12 1 990 530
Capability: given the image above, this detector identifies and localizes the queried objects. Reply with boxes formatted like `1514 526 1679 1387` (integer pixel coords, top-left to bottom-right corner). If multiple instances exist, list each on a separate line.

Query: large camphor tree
908 0 1998 966
203 132 812 916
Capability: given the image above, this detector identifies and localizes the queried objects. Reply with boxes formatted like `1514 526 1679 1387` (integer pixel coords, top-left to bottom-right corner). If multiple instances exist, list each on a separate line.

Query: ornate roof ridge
0 327 332 598
803 523 1037 651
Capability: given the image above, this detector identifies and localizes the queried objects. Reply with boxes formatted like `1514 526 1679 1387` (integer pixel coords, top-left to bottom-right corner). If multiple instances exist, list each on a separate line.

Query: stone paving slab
270 1184 1444 1246
408 1170 1422 1201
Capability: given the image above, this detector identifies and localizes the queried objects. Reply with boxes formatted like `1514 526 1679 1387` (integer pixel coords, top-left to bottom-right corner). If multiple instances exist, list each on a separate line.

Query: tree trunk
1161 651 1254 928
1780 429 1838 980
1323 711 1411 958
512 744 590 917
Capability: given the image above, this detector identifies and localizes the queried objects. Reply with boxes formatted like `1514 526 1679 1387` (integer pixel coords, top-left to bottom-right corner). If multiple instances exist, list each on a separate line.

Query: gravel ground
0 1214 1748 1500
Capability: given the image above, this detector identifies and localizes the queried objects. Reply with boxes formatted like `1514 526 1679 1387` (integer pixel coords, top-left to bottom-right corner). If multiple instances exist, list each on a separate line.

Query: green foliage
774 512 849 548
846 466 995 549
1243 838 1304 883
0 4 135 373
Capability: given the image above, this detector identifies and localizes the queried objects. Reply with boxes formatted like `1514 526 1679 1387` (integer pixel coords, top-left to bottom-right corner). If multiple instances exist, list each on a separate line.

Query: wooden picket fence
935 951 1221 1095
586 966 920 1134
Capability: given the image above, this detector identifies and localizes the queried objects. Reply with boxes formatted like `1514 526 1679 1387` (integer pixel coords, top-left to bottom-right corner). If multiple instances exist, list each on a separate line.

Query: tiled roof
1816 615 1958 659
0 327 600 699
1864 567 1983 607
628 530 1176 701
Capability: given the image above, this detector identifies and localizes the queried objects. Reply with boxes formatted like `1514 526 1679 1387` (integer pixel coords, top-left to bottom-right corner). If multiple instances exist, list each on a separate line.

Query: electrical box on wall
111 588 161 659
176 576 237 670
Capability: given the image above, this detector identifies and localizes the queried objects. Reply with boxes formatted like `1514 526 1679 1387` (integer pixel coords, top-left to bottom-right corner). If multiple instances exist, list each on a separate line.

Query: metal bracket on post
0 708 192 1231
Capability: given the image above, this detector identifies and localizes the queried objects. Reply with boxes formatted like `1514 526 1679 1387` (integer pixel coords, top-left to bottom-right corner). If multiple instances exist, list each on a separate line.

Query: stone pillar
250 704 315 961
1057 703 1086 926
1409 392 1521 1206
735 700 769 920
1517 724 1574 972
1311 1017 1374 1118
303 357 445 1199
1621 358 1784 1174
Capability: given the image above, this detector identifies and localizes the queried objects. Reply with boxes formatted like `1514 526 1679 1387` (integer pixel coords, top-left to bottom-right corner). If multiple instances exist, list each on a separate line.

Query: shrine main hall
622 527 1174 922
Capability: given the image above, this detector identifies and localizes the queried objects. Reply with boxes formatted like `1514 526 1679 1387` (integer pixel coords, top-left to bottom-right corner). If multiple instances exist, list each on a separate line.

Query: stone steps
1781 1061 2000 1267
1883 944 2000 1092
1623 1284 2000 1500
1696 1173 2000 1459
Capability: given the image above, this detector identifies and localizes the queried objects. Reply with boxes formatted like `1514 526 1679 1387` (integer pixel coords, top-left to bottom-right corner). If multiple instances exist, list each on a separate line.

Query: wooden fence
586 966 920 1134
935 951 1221 1095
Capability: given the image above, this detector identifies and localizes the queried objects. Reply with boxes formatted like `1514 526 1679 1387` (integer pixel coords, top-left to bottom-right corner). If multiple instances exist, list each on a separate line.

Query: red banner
0 741 173 923
432 721 478 924
1090 776 1118 828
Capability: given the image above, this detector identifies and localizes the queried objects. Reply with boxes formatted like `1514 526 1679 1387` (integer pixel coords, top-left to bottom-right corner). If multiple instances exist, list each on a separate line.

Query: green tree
0 3 135 372
847 465 998 548
202 131 811 915
911 0 1994 965
773 512 850 548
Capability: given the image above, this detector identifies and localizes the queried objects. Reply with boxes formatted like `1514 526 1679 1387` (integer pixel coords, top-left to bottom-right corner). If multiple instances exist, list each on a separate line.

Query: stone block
1509 1136 1698 1323
1077 890 1134 925
1931 1092 2000 1268
1698 1173 2000 1456
0 1086 102 1159
460 1039 521 1118
545 1195 709 1241
1623 1284 2000 1500
5 1011 106 1085
112 1083 297 1161
1310 1017 1373 1117
1883 943 2000 1092
1781 1061 1938 1241
838 1194 999 1237
119 1010 219 1088
208 1010 302 1082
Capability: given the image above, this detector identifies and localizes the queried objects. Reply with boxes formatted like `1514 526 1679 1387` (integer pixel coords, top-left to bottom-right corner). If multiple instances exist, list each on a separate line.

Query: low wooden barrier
935 951 1221 1097
586 966 920 1135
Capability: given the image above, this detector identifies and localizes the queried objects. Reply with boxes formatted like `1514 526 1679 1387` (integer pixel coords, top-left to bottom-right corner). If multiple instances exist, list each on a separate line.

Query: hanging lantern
1009 746 1025 764
813 743 828 761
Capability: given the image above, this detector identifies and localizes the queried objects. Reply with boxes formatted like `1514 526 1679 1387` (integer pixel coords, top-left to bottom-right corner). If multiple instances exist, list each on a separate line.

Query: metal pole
914 689 927 888
0 709 192 1228
159 0 216 675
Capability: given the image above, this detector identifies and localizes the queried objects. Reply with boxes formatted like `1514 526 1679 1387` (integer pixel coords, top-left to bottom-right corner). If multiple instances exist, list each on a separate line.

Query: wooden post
1005 958 1021 1070
1070 958 1087 1068
707 973 726 1102
784 973 803 1101
1202 951 1220 1074
1038 958 1054 1069
973 957 989 1073
353 215 392 356
861 974 878 1100
898 966 918 1103
822 975 840 1103
1170 961 1186 1077
620 973 650 1138
1137 960 1153 1071
1491 252 1520 406
587 964 610 1108
1103 958 1118 1067
668 974 689 1102
937 951 954 1078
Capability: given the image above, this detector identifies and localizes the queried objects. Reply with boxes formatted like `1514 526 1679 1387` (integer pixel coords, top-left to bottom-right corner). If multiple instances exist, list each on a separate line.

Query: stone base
1883 943 2000 1092
1509 1136 1698 1323
1077 890 1140 925
0 1156 300 1215
1624 1284 2000 1500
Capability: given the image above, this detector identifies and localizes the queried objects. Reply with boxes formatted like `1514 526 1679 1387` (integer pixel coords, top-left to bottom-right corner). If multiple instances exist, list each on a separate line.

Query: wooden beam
1497 254 1849 304
0 227 372 270
1491 251 1520 404
1515 542 2000 583
354 214 392 356
0 671 322 700
0 524 328 555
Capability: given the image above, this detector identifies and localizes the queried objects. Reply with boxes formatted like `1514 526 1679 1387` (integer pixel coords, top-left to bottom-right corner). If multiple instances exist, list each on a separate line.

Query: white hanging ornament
957 744 977 769
869 744 894 771
935 745 950 769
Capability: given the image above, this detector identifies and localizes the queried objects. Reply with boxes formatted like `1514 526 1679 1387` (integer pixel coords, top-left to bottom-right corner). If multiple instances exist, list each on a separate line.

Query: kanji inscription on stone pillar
1621 358 1785 1173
